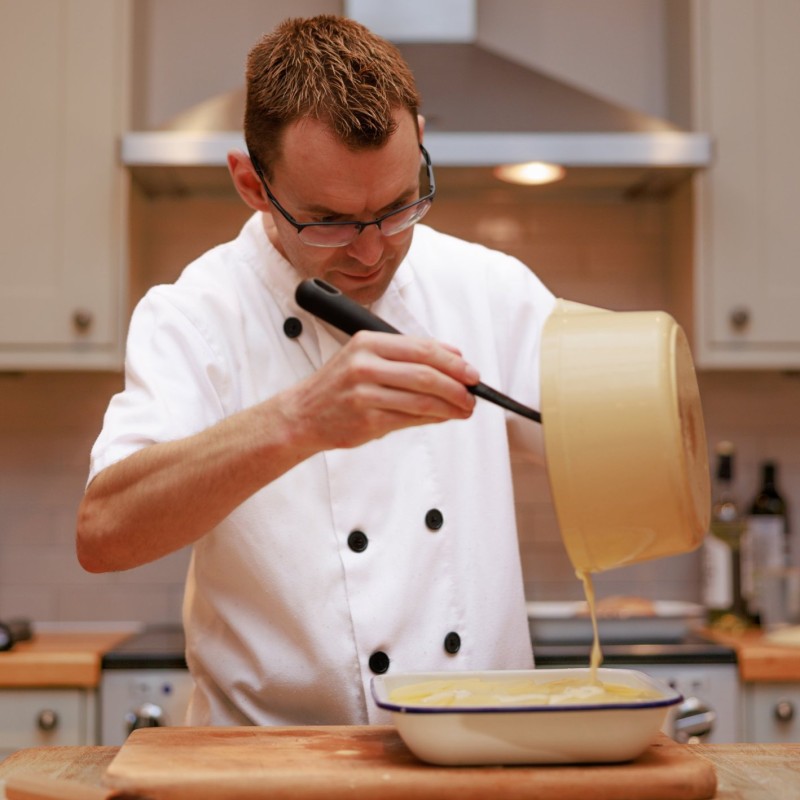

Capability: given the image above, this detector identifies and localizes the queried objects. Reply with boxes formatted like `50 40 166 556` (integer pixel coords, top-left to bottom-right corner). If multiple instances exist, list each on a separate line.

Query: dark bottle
750 461 789 530
701 442 753 631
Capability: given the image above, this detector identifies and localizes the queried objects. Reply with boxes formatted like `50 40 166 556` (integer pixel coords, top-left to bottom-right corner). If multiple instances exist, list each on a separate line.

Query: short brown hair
244 15 421 177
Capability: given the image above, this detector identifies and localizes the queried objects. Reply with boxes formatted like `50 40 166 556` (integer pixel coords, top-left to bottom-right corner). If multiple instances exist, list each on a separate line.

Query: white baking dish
371 667 682 766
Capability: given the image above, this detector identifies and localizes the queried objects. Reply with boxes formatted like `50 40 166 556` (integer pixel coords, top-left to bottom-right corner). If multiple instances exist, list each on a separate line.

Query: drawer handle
729 306 750 332
72 309 94 333
126 702 164 734
37 708 59 732
673 697 716 742
774 700 795 723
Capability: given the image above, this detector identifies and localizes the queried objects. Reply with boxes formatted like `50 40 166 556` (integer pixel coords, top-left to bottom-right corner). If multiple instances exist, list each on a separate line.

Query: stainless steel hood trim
122 133 245 166
122 130 711 169
417 132 711 167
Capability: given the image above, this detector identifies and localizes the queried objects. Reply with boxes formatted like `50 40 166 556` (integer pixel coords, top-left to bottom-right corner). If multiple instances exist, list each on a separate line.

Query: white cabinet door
744 683 800 743
692 0 800 368
0 687 96 759
0 0 130 369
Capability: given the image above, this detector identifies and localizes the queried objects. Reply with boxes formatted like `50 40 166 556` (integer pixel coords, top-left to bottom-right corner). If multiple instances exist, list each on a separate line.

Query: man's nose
345 224 384 266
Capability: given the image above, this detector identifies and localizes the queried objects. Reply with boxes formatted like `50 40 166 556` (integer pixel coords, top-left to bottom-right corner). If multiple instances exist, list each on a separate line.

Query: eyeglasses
250 145 436 248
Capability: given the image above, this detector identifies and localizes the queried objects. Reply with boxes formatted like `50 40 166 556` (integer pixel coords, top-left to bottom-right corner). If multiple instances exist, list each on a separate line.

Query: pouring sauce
388 573 664 709
577 569 603 684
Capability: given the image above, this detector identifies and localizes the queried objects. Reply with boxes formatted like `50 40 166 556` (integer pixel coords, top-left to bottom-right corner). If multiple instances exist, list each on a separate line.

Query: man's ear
227 150 270 212
417 113 426 141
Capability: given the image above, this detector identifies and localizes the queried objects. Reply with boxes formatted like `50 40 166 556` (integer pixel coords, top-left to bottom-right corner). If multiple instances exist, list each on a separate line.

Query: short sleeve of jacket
88 287 229 482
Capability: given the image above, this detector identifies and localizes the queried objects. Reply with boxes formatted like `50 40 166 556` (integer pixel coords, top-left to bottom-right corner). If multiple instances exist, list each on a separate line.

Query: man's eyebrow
298 181 418 219
299 201 346 217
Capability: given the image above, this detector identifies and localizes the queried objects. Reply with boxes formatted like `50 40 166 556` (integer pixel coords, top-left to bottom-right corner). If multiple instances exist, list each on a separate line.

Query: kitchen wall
2 180 799 623
132 0 342 129
1 0 798 625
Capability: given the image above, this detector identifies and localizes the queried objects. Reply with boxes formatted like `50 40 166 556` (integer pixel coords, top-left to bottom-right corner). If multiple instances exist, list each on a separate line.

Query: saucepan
296 280 709 574
539 299 709 572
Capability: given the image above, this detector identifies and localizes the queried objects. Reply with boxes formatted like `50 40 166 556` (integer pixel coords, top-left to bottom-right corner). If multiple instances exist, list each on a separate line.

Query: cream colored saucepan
296 281 710 574
540 299 710 573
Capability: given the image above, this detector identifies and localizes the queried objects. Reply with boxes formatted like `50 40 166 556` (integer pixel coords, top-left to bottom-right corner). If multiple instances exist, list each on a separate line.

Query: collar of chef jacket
250 212 432 369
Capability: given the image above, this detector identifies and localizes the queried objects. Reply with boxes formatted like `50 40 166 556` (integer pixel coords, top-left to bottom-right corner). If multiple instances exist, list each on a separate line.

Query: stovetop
102 624 187 670
102 625 737 671
533 633 737 666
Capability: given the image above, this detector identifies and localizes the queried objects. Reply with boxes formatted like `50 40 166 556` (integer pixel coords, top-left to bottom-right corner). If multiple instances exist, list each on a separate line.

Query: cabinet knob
729 307 751 332
37 709 59 732
72 309 94 333
774 699 795 722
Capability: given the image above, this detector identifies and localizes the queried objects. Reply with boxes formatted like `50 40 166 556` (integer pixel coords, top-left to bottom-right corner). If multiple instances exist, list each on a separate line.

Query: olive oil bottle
701 442 754 631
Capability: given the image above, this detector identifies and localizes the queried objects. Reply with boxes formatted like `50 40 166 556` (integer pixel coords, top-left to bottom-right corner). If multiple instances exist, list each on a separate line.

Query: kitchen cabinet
743 683 800 743
0 0 131 369
700 627 800 742
0 630 133 757
691 0 800 368
0 688 96 760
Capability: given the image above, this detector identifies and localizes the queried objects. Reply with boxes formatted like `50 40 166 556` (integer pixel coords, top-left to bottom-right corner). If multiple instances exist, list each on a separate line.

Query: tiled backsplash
0 370 189 623
1 185 798 624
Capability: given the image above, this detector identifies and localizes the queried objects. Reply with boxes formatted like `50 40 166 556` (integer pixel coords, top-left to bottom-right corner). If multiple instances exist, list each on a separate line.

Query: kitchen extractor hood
122 6 711 197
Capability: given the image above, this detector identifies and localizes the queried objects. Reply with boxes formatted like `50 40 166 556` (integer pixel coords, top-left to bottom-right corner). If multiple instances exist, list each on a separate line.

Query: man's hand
283 331 480 450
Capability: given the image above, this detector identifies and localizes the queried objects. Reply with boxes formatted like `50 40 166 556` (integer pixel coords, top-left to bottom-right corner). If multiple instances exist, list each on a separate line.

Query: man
77 15 556 726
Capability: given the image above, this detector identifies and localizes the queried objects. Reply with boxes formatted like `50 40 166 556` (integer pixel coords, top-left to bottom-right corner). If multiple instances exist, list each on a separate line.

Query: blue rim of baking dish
370 675 683 715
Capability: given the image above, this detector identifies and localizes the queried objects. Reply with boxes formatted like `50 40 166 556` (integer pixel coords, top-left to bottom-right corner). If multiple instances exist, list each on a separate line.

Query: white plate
371 667 681 765
527 600 706 643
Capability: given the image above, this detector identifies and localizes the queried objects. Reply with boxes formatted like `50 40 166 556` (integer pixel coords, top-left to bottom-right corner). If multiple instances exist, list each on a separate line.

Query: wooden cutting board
103 726 717 800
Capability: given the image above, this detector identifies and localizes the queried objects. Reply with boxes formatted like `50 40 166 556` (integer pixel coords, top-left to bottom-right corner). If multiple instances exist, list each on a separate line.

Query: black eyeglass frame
249 144 436 247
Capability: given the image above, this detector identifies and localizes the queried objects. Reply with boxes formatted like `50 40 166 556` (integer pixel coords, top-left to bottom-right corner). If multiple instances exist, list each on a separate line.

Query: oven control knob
673 696 716 743
774 700 795 723
125 702 165 734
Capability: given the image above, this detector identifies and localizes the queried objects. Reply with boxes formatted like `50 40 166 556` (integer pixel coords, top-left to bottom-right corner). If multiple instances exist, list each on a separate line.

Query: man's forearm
75 396 314 573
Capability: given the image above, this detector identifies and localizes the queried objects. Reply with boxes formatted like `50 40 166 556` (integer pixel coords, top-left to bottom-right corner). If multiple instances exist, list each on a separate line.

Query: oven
100 625 193 747
533 637 740 743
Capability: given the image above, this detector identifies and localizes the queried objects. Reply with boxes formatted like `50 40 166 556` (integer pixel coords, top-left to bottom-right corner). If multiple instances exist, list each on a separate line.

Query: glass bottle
750 461 789 534
701 442 753 632
744 461 791 619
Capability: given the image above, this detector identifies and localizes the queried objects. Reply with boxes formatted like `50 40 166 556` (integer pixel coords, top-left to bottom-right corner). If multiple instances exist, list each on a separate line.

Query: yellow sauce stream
577 569 603 685
385 567 655 709
383 571 670 709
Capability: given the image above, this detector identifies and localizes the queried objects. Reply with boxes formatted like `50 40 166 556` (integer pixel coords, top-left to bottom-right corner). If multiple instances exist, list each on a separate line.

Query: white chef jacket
89 213 557 726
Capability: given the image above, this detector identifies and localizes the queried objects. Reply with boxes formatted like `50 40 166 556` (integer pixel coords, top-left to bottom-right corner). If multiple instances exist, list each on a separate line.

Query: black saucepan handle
295 278 542 424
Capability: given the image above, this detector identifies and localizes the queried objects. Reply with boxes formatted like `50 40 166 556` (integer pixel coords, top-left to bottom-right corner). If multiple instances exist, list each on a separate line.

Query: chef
77 14 557 726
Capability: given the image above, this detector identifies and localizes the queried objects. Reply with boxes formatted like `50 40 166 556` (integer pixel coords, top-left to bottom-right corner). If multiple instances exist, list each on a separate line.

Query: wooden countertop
0 737 798 799
0 631 134 688
701 627 800 682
